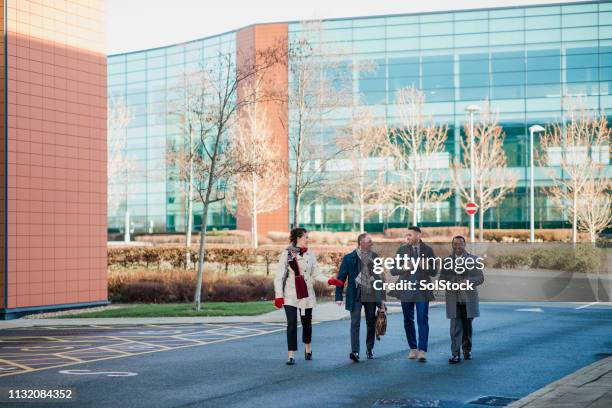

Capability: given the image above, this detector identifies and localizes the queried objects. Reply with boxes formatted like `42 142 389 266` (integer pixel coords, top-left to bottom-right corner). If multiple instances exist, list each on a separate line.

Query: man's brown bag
375 303 388 341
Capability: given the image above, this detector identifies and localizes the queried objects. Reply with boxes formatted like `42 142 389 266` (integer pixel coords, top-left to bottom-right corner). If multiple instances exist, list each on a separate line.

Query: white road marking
59 369 137 377
516 308 544 312
575 302 598 309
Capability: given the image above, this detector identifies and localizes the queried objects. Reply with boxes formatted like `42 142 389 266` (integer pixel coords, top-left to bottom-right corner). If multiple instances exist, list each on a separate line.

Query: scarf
286 245 309 300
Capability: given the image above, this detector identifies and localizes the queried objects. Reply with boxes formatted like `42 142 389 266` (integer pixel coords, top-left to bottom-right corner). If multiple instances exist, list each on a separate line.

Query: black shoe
449 355 461 364
305 351 312 360
366 350 374 359
349 352 360 362
463 351 472 360
286 357 295 365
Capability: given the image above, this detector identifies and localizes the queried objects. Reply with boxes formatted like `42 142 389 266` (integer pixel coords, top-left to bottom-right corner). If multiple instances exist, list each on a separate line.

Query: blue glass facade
288 1 612 230
107 33 236 234
108 1 612 233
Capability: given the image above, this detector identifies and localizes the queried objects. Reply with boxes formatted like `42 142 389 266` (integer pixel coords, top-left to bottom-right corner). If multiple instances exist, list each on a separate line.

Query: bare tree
324 106 389 232
575 176 612 243
166 73 209 267
107 97 136 226
539 97 611 243
380 86 450 226
225 79 286 248
452 101 517 241
279 21 356 227
181 46 282 310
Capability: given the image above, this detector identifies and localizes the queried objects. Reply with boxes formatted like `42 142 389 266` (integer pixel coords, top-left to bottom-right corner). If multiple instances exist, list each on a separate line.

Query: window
566 47 598 95
388 56 419 94
459 53 489 100
359 58 386 104
492 51 524 99
526 49 561 97
422 55 453 102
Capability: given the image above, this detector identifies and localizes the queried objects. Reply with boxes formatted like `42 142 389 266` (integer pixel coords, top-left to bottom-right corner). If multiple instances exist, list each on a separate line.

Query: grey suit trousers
350 286 377 354
450 302 472 357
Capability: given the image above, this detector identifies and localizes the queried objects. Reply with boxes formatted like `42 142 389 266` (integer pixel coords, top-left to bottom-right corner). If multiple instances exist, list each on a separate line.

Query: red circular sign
465 202 478 215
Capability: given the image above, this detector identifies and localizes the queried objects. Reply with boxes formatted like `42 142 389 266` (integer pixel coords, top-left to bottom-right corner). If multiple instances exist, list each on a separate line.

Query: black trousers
284 305 312 351
450 302 473 357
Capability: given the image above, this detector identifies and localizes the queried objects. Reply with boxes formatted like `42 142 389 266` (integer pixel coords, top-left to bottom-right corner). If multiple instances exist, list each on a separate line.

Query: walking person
440 236 484 364
274 227 330 365
390 226 437 362
329 233 386 362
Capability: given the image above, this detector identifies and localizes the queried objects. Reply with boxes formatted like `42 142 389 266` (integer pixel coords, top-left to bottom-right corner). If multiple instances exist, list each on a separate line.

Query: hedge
108 246 346 274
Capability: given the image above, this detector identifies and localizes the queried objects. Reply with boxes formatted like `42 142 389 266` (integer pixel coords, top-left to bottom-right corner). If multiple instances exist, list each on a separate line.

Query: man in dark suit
390 226 437 362
332 233 385 362
440 235 484 364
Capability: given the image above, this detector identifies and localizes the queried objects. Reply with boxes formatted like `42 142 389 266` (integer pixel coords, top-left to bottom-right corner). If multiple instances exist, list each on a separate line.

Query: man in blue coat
330 233 386 362
390 226 437 362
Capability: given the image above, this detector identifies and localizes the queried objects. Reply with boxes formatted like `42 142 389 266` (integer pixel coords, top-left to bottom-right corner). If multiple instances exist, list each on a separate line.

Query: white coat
274 249 329 315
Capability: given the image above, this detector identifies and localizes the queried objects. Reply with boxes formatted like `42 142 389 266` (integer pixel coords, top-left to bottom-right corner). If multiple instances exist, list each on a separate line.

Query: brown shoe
408 349 418 359
418 350 427 362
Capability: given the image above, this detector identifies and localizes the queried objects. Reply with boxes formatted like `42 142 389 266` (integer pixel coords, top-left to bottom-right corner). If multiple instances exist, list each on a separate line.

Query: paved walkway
509 355 612 408
0 302 408 329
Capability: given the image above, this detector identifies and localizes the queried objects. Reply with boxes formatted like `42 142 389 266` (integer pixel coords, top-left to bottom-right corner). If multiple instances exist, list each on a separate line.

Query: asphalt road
1 303 611 408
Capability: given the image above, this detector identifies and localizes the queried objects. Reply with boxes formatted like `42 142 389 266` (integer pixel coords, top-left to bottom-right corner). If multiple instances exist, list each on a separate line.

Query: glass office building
107 1 612 234
107 32 237 234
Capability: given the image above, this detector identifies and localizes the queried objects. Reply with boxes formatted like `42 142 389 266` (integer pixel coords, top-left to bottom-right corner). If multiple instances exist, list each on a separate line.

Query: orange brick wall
235 24 289 237
3 0 107 311
0 3 5 309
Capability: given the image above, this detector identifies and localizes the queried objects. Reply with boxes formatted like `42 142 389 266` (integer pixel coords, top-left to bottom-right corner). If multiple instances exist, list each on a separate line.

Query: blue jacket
335 250 385 312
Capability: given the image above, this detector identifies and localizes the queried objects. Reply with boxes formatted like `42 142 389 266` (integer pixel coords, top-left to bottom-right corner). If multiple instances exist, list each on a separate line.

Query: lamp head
529 124 545 133
465 104 481 113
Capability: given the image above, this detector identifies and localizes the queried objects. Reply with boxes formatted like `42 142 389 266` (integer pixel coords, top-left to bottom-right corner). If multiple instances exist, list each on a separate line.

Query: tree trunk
572 190 578 245
292 191 300 228
412 193 418 227
124 210 130 243
359 201 365 233
359 173 365 233
194 203 210 311
478 203 484 242
412 155 418 227
251 171 258 249
185 127 195 269
185 172 194 269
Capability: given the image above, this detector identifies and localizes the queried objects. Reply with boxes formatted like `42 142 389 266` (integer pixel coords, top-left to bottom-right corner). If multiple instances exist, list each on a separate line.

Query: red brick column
235 24 289 238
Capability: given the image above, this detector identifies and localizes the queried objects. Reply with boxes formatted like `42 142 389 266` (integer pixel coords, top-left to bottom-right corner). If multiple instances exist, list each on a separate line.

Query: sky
106 0 590 55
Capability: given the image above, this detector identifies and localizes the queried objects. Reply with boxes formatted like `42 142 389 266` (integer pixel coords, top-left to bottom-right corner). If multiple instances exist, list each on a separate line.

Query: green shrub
494 253 531 268
108 246 345 274
493 245 601 273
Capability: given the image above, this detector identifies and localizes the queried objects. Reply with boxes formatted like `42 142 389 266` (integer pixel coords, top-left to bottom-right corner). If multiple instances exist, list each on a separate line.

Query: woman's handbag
288 252 309 299
375 303 388 341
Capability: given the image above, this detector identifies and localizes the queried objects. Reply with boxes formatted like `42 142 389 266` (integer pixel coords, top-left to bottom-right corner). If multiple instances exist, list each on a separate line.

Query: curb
508 356 612 408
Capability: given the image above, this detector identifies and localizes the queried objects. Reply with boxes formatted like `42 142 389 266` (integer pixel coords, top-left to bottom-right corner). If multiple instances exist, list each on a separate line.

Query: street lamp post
528 125 545 243
465 105 481 243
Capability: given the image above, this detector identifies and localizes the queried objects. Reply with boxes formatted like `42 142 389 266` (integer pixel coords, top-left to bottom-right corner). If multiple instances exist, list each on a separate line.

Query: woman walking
274 227 329 365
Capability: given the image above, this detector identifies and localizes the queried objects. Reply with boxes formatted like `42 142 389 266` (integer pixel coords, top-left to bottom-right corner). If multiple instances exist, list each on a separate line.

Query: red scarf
288 247 309 299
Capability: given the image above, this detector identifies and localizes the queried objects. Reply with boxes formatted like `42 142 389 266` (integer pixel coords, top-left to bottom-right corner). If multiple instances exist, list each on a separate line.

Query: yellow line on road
0 358 35 372
0 327 286 378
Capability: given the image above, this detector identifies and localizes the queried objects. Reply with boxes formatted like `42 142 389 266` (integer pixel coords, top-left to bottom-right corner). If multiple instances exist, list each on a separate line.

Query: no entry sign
465 202 478 215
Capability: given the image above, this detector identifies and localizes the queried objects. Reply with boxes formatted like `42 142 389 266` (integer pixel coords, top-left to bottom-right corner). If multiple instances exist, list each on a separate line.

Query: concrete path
0 302 407 329
509 356 612 408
